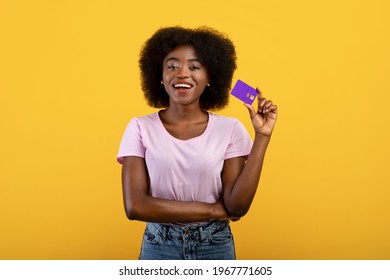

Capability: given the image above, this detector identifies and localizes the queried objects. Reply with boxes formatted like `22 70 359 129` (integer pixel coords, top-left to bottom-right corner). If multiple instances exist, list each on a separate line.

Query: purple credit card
230 79 257 105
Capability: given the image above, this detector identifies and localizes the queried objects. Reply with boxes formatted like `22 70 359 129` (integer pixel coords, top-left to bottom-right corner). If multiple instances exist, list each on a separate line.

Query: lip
173 87 191 94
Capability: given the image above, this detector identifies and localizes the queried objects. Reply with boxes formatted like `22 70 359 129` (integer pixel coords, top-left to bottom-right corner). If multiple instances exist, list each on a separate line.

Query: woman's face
162 45 209 108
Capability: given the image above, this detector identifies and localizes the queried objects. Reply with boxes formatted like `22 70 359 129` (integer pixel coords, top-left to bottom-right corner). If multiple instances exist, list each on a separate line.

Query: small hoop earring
161 81 163 84
207 83 210 87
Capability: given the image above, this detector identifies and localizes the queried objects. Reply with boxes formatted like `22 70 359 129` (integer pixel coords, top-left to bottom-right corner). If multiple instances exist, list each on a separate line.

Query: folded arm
121 156 228 223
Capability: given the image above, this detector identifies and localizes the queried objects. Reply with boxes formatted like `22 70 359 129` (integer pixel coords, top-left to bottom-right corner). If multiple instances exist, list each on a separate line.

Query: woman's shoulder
122 112 161 135
209 112 242 126
128 112 159 124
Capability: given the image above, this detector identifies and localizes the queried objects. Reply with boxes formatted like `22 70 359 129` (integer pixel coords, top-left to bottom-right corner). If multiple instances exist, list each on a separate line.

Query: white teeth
174 83 192 88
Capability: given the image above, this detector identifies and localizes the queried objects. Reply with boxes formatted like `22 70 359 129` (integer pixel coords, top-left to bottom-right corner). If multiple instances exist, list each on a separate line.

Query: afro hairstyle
138 26 237 110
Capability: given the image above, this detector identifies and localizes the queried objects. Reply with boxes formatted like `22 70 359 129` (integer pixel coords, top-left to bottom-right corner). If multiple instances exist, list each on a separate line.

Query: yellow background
1 0 389 259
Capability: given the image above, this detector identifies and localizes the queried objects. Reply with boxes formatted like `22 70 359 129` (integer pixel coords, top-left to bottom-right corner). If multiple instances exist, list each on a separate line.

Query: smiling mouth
173 83 193 89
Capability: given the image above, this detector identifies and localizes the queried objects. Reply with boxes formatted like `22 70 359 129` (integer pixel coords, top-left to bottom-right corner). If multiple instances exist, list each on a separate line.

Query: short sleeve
224 120 253 160
117 118 146 164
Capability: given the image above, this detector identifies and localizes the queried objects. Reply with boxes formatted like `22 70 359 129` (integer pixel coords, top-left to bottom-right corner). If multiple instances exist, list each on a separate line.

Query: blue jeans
139 220 236 260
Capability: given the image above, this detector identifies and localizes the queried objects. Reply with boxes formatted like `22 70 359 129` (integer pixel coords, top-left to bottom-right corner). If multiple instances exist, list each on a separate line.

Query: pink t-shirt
117 111 252 206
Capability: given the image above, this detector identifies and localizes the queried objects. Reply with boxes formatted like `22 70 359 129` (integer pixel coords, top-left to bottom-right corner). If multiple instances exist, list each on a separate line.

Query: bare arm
222 136 271 217
121 156 228 223
222 88 278 217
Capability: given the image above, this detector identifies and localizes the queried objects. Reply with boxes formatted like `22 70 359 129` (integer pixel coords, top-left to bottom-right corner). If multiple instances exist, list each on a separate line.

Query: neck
161 104 207 124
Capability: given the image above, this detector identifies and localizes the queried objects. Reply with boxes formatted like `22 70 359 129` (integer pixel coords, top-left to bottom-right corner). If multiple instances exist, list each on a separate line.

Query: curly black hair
139 26 237 111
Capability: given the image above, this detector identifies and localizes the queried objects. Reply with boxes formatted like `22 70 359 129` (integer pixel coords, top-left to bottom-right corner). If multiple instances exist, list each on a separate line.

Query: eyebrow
165 57 202 63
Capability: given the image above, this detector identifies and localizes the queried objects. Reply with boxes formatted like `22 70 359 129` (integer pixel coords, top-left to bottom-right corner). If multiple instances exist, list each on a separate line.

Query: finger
243 103 256 119
256 87 264 111
271 104 278 114
263 100 273 114
267 105 278 119
256 87 263 99
258 98 267 113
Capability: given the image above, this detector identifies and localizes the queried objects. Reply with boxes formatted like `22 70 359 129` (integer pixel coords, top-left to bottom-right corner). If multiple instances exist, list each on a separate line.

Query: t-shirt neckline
155 111 213 142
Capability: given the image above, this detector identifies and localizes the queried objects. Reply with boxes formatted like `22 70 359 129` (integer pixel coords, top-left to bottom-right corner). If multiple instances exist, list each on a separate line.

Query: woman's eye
167 65 178 70
189 66 200 70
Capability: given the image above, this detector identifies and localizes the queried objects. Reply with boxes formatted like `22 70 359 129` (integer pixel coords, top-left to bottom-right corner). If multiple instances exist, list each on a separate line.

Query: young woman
117 26 277 260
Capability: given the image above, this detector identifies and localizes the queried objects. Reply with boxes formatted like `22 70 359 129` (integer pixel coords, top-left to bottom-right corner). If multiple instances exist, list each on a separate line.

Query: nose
176 66 189 78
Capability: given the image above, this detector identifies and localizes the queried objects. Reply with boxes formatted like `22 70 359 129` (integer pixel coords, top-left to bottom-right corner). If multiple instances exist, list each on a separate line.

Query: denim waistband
145 220 230 242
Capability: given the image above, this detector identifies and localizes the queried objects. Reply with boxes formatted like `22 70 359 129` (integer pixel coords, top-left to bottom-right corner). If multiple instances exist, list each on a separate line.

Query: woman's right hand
213 200 240 222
